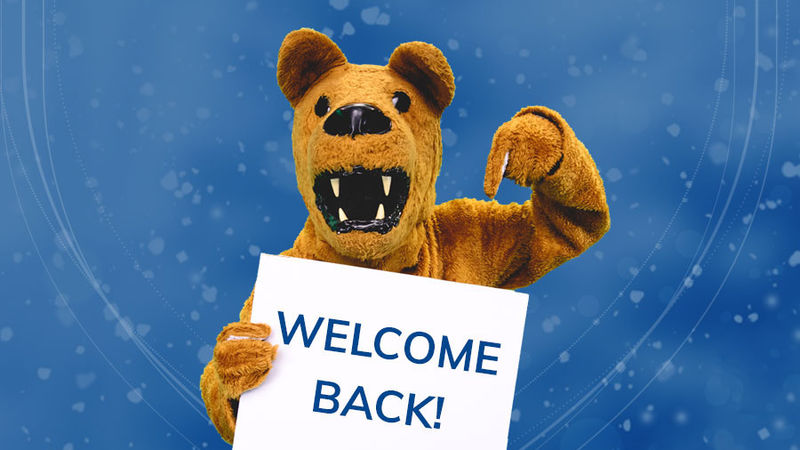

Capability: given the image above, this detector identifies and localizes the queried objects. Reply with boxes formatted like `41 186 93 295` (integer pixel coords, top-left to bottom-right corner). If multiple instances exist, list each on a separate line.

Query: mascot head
277 28 455 262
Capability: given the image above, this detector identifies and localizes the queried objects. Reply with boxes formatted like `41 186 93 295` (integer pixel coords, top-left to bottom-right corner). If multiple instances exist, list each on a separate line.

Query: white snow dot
541 315 561 333
147 237 164 255
264 141 278 152
136 323 151 336
71 402 85 413
0 326 13 342
758 427 770 440
196 107 211 120
160 170 178 190
342 22 355 36
139 82 154 96
757 53 774 71
630 290 645 304
622 419 631 431
136 107 151 122
75 372 96 389
127 388 143 404
734 314 743 324
559 351 570 363
360 7 390 25
515 73 526 84
714 78 729 92
329 0 348 10
448 39 460 51
710 142 729 165
248 245 260 257
37 367 52 380
68 35 83 57
605 168 623 182
782 161 800 178
788 251 800 267
442 128 458 147
176 251 188 263
661 92 674 105
201 285 218 303
197 344 213 364
666 123 681 137
567 66 581 77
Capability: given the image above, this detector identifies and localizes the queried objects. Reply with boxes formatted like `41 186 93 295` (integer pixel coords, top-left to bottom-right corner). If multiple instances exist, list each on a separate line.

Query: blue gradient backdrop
1 0 799 449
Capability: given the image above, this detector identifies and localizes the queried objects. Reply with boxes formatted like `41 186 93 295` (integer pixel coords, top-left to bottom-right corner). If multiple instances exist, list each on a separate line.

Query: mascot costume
200 28 610 443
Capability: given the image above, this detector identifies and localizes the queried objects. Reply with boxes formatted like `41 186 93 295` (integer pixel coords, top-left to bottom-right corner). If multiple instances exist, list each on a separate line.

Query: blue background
1 0 799 448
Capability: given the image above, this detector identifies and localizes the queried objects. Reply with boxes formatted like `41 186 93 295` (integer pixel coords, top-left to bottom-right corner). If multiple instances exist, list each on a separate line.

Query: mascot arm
434 106 609 289
200 290 278 444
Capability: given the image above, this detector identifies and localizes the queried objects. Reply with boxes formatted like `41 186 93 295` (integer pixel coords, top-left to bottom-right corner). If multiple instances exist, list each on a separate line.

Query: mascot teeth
382 176 392 196
330 178 340 197
313 166 410 235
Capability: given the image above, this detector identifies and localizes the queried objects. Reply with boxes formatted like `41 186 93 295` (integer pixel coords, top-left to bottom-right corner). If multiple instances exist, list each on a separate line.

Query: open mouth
313 166 410 234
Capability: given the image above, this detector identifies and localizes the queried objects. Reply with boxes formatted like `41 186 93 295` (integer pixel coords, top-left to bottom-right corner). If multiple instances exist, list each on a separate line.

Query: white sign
233 253 529 450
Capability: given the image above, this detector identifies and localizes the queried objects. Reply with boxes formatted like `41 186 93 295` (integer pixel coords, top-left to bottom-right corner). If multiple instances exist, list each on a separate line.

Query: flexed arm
434 106 610 288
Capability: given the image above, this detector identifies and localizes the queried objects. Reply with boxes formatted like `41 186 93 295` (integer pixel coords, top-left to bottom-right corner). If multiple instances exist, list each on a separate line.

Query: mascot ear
277 28 347 107
388 42 455 114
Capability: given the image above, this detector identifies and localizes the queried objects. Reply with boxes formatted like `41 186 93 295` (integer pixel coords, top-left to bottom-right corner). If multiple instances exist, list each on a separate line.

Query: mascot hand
484 110 564 198
212 322 277 400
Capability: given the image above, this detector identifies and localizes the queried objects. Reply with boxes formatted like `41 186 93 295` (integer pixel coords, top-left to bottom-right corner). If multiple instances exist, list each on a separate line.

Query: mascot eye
315 96 330 117
392 91 411 113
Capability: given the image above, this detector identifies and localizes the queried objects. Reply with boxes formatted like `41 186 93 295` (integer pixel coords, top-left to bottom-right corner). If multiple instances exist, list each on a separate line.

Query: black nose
323 103 392 138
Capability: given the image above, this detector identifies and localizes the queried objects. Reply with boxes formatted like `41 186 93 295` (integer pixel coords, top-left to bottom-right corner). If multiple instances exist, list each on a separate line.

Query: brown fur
200 28 610 444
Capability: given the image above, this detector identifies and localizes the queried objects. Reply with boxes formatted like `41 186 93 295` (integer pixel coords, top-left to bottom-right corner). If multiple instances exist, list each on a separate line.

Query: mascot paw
484 110 565 198
213 322 278 401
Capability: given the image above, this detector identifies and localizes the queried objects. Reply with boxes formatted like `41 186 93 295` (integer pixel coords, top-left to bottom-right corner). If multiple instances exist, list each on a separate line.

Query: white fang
338 208 348 222
375 204 385 220
330 178 340 197
382 176 392 196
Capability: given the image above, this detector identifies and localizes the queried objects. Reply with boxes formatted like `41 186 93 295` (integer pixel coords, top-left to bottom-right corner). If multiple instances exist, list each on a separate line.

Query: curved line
575 2 782 446
2 120 201 450
38 0 94 283
513 1 737 404
9 0 209 428
513 1 752 447
531 1 762 446
2 81 209 421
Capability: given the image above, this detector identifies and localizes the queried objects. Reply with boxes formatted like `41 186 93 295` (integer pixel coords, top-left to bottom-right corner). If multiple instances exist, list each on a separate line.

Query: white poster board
232 253 529 449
